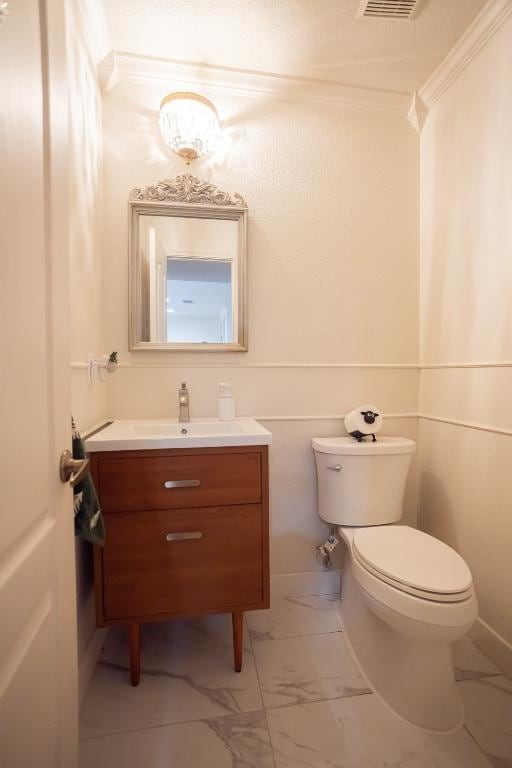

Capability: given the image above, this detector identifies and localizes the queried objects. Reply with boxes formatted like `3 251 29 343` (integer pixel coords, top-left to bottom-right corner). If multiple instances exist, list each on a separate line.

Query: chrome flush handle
327 465 343 472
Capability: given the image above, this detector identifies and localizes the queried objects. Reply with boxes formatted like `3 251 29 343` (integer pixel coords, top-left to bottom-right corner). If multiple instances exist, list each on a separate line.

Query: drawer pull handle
164 479 201 489
165 532 203 542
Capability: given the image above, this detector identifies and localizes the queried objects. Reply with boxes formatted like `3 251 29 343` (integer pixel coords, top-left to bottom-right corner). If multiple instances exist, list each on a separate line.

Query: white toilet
313 435 478 734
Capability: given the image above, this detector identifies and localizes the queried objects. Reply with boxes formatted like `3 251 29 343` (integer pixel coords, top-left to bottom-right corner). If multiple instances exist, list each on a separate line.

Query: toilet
312 435 478 734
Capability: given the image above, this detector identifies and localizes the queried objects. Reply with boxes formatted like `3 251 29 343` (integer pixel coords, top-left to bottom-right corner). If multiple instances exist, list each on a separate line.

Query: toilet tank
312 436 415 526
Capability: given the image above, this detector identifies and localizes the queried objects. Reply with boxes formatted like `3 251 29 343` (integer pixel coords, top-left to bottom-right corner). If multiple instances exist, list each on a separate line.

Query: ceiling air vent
357 0 422 20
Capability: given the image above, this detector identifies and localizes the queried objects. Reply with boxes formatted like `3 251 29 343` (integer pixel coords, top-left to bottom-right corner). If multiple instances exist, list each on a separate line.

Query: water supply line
316 525 339 569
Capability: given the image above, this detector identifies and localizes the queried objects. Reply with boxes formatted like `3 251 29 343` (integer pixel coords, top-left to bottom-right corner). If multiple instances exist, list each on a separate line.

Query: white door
0 1 78 766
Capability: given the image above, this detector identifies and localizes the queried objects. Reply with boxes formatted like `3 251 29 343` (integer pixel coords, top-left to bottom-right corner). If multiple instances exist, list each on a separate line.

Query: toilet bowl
339 525 478 733
312 435 478 733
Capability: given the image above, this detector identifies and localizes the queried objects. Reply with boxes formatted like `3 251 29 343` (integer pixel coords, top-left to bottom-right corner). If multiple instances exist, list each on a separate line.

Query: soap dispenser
217 382 235 421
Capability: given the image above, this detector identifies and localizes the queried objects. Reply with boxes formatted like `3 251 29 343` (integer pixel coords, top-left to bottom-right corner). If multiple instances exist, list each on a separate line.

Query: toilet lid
353 526 473 598
312 436 415 455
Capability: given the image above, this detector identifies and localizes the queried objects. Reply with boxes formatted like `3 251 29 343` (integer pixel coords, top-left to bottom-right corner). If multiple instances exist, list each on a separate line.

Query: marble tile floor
80 596 511 768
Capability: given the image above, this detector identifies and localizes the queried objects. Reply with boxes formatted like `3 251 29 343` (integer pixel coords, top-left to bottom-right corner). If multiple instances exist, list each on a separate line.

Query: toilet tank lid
312 436 416 455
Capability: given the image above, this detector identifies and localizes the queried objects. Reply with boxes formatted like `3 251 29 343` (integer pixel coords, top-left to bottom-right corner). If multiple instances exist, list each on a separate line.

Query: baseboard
79 627 108 705
468 617 512 679
270 569 342 598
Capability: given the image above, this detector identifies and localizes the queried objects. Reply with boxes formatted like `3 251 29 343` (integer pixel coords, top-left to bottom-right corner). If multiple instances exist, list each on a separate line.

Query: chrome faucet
178 382 190 423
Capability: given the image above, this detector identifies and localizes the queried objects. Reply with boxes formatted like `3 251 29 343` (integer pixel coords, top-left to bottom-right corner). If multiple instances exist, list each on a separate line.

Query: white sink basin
84 418 272 452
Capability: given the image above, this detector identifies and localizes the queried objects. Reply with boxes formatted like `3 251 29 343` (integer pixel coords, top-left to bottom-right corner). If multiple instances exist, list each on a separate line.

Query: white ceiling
101 0 487 94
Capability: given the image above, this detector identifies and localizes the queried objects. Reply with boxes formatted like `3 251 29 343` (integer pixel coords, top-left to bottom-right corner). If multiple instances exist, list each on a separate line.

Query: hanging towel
72 417 105 546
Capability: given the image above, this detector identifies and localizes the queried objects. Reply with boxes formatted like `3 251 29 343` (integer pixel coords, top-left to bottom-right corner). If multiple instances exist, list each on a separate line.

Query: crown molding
406 91 428 133
97 51 118 95
75 0 112 67
98 51 410 114
419 0 512 109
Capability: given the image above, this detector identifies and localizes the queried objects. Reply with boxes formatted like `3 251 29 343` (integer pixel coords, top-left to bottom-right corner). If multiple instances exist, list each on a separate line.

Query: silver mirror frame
128 175 248 352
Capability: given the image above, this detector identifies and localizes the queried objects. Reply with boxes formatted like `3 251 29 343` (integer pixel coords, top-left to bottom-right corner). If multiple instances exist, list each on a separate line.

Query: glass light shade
159 92 219 162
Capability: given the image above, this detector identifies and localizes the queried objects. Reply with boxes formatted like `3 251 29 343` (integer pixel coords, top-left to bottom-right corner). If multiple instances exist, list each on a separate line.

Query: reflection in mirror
129 176 247 351
167 258 233 343
138 215 238 345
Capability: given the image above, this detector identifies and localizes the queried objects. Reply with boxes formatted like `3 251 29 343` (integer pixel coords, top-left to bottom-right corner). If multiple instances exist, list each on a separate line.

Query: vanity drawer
102 505 265 620
98 452 261 512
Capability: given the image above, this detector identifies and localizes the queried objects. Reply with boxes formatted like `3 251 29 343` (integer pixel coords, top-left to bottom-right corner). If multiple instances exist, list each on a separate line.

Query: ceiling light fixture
159 92 219 163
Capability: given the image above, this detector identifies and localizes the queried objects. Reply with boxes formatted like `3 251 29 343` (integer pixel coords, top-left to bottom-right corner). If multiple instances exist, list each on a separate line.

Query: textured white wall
102 83 419 367
418 13 512 669
67 0 107 666
68 14 106 431
99 80 420 576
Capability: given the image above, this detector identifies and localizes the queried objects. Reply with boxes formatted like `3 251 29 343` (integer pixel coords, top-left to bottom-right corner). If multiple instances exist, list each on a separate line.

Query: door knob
59 450 90 487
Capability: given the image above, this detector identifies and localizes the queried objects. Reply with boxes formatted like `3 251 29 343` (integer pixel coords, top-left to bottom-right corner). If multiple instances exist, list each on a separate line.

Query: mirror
129 175 247 351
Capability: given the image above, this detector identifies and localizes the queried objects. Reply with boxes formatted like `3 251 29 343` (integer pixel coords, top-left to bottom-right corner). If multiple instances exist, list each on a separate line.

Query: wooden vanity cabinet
91 445 269 686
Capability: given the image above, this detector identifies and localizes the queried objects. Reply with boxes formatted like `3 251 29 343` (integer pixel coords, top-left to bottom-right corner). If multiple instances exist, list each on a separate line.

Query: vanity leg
232 612 243 672
128 623 141 686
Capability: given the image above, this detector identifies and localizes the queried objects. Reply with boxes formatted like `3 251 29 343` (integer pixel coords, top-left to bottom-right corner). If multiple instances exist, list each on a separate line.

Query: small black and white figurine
344 404 383 442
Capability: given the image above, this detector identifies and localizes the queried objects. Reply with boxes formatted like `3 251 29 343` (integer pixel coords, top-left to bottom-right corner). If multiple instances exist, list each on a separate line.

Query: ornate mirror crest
130 174 246 207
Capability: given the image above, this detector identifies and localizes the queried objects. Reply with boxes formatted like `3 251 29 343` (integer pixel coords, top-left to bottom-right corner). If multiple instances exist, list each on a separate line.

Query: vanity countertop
84 418 272 452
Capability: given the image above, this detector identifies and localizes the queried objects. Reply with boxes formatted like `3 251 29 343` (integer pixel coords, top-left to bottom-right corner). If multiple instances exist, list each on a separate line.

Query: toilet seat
352 526 473 603
352 548 474 603
345 529 478 629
